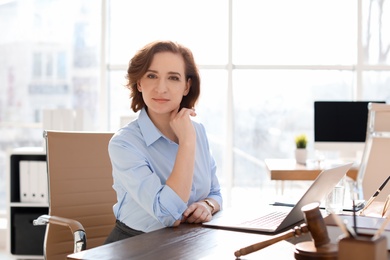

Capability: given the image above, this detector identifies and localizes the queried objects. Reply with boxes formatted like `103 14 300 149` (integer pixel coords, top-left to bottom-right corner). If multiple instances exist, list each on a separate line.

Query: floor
0 180 312 260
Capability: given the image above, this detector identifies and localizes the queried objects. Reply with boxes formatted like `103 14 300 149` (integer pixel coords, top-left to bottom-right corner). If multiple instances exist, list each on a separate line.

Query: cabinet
8 147 48 258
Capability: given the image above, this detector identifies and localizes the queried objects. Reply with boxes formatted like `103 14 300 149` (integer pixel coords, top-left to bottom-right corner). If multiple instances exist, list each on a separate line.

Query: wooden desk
67 223 301 259
265 159 359 181
264 159 359 195
67 202 390 260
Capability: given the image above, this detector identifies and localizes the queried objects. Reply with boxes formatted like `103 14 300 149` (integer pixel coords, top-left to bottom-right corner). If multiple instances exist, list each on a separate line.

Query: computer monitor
314 101 386 160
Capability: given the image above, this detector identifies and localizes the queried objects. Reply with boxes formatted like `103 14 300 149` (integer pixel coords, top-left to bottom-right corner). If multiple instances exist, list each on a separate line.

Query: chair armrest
34 214 84 233
33 214 87 252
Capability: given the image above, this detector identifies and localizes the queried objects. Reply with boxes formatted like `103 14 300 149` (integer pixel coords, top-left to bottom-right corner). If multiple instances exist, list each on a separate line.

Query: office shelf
8 148 48 258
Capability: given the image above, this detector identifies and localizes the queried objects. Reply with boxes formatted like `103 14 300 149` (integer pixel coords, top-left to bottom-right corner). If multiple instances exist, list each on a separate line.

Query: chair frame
33 130 116 259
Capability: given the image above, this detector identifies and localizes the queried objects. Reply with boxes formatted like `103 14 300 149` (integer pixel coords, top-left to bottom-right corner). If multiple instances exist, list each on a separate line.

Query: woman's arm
165 108 197 202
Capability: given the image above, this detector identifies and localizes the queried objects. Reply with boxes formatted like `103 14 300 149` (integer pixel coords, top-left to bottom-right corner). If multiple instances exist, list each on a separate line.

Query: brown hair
126 41 201 112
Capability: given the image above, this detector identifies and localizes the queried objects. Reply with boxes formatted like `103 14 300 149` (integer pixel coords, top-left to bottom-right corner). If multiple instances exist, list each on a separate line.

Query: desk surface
67 203 390 260
265 159 359 181
67 223 301 260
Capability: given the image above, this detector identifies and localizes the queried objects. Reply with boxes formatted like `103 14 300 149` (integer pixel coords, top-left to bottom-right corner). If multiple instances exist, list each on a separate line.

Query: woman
105 41 222 243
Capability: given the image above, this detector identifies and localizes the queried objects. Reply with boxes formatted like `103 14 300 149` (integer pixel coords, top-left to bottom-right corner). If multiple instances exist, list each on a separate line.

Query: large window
1 0 390 212
0 0 102 211
233 0 357 65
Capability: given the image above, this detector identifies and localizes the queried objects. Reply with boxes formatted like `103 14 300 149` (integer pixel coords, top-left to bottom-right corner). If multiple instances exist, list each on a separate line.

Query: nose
155 78 168 93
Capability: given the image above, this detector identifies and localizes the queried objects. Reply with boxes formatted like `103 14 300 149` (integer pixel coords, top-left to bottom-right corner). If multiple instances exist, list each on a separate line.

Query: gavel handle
234 223 308 258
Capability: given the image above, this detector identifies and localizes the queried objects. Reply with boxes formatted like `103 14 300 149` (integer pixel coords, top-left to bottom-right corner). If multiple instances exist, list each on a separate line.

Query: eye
169 75 180 81
146 73 157 79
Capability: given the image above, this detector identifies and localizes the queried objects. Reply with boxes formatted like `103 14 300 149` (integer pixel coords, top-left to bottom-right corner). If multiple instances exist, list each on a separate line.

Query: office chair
357 103 390 202
33 130 116 260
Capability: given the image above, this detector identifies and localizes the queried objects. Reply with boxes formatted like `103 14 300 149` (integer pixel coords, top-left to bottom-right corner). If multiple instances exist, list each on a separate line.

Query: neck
147 110 178 143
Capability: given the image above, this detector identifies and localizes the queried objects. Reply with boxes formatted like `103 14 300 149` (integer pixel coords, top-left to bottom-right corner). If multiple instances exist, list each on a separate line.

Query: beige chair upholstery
34 130 116 260
357 103 390 201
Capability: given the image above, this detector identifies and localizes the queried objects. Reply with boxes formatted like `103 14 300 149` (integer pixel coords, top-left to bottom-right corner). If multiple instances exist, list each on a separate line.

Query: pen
382 194 390 217
360 175 390 215
352 187 358 234
352 199 357 234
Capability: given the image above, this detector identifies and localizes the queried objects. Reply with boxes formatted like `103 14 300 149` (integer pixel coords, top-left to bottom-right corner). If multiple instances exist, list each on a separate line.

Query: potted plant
295 134 308 164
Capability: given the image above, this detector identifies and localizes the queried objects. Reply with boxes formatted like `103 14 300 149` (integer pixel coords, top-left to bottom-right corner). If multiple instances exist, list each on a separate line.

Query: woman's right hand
169 108 197 143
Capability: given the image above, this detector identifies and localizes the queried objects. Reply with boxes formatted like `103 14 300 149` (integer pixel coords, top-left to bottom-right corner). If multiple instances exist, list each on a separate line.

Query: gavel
234 202 338 259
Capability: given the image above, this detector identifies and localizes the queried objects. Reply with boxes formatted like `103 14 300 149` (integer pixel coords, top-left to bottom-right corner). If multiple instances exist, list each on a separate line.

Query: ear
183 78 191 96
137 81 142 92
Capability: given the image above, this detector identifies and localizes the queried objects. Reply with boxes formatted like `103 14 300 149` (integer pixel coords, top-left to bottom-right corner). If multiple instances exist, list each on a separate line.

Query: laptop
203 163 353 233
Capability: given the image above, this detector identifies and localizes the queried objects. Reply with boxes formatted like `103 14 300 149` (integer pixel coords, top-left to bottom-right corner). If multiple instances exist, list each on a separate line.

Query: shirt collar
138 108 163 146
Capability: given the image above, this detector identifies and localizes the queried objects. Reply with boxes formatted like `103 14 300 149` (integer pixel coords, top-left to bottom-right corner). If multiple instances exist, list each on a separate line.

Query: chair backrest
44 130 116 259
357 103 390 201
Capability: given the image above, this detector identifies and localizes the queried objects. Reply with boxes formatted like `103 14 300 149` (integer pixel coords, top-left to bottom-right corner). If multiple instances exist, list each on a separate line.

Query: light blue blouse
108 108 222 232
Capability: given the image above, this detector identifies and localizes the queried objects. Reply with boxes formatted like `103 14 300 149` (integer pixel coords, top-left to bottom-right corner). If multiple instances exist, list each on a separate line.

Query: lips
153 98 169 103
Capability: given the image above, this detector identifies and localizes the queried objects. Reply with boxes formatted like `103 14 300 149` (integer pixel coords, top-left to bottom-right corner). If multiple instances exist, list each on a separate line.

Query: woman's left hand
182 201 212 223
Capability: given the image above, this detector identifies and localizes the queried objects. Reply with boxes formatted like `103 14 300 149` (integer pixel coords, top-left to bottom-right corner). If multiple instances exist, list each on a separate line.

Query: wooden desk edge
270 169 358 181
265 158 358 181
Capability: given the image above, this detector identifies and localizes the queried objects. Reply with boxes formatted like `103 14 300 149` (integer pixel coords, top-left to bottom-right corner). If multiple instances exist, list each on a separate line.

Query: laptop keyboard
240 211 288 229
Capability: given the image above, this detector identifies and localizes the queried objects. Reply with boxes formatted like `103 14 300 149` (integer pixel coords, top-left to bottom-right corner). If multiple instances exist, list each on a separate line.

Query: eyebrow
146 69 182 77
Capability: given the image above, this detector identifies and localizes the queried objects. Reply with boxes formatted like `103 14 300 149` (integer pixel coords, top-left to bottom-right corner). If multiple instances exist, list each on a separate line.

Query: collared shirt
109 108 222 232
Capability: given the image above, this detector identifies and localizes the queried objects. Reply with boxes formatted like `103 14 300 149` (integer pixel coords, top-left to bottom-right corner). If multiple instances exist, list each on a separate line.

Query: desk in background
264 159 359 194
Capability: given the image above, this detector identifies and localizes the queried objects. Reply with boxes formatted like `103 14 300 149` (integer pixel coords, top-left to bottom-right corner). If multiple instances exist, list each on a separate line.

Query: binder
29 161 39 202
19 161 30 202
37 161 48 203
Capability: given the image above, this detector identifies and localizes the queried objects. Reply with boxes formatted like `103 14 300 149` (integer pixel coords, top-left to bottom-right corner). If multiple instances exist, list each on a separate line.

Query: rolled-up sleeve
109 135 187 230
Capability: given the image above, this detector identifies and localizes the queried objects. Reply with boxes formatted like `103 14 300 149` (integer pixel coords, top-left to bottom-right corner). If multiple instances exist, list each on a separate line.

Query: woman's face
137 52 190 116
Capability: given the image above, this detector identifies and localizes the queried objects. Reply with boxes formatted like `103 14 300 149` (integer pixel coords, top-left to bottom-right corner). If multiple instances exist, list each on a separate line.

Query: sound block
294 241 338 260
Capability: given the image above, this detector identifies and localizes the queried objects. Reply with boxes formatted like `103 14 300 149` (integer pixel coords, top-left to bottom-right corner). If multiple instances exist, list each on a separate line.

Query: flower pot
295 149 307 164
